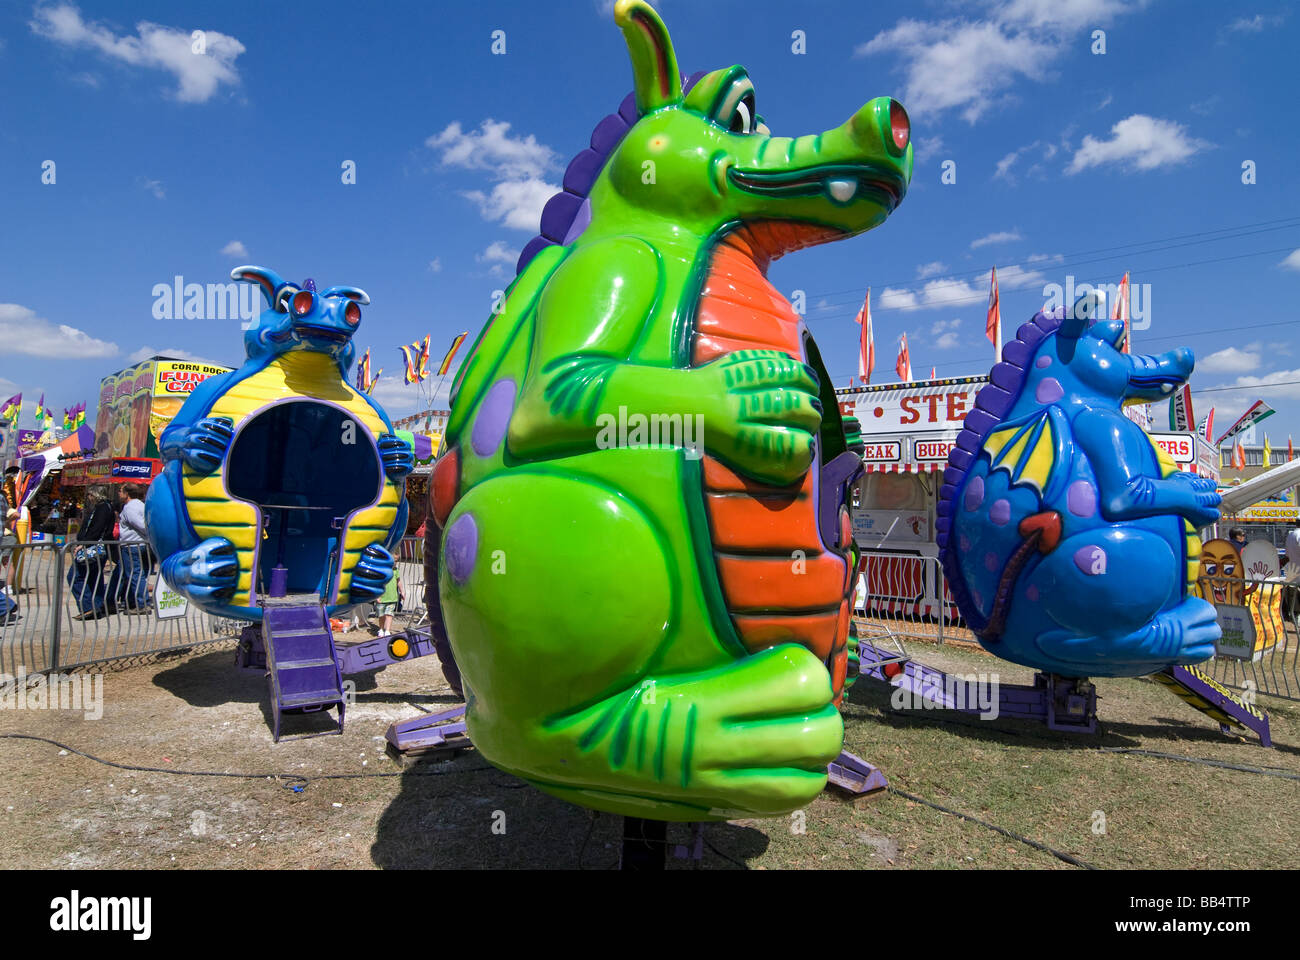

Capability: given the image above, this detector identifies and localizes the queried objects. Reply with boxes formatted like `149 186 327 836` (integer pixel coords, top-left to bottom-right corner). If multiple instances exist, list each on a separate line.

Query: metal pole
49 542 64 672
936 557 945 646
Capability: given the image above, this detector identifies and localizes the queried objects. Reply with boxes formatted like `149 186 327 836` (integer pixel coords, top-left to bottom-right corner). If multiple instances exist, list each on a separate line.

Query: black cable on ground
884 785 1096 870
1097 747 1300 780
0 732 501 789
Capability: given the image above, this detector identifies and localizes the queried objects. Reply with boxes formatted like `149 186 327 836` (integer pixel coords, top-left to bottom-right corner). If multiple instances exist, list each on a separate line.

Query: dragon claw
377 433 414 481
349 543 395 602
180 417 235 473
162 537 239 603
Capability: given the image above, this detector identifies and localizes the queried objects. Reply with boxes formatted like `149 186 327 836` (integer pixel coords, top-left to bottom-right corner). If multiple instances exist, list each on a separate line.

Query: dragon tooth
827 178 856 202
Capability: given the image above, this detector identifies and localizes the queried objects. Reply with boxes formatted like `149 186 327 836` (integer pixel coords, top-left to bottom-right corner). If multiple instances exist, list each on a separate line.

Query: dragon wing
981 407 1071 501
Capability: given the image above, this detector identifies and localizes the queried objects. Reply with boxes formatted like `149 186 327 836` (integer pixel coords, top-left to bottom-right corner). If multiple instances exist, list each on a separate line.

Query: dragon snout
849 98 910 157
1126 347 1194 398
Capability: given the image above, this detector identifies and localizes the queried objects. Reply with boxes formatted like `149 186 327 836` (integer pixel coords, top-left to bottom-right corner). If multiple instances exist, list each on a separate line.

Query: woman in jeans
108 482 150 611
69 487 115 619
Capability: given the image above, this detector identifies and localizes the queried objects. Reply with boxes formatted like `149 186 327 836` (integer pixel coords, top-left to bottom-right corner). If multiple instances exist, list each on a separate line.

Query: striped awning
863 461 946 474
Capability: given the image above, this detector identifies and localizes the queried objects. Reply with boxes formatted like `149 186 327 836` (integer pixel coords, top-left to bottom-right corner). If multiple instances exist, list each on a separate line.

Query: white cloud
139 177 165 199
971 230 1022 249
475 240 521 279
878 287 919 311
1197 346 1261 375
996 0 1139 32
427 119 562 232
930 317 962 348
0 303 118 358
1279 249 1300 272
30 3 244 103
463 178 557 231
1226 13 1286 33
857 3 1143 123
916 261 948 279
477 241 519 264
369 376 453 414
913 136 946 165
128 346 217 365
1067 115 1209 174
426 119 558 181
994 141 1058 182
428 258 442 274
220 240 248 258
1026 252 1063 263
875 265 1043 314
994 264 1047 290
858 19 1055 123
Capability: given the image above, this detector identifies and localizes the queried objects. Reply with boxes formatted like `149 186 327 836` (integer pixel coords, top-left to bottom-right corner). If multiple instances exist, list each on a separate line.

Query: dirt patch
2 636 1297 869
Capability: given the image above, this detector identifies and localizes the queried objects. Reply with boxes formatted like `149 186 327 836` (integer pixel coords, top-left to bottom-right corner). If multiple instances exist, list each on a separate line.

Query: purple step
265 605 326 631
271 630 335 664
263 599 344 740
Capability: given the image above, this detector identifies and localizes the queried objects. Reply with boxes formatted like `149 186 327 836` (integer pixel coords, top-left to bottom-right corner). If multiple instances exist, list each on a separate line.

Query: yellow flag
1263 435 1272 468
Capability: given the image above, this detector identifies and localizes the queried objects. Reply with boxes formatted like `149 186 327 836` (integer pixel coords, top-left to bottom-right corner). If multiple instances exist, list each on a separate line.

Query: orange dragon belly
691 225 855 702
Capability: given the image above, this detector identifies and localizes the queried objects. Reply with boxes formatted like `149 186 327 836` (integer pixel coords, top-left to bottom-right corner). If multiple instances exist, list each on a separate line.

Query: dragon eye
344 301 361 326
707 72 757 136
730 96 754 135
275 286 299 313
889 99 910 152
292 290 315 316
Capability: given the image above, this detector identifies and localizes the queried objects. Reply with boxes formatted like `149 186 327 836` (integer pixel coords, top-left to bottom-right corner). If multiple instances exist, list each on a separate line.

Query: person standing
109 483 149 612
1284 518 1300 620
69 487 115 619
374 571 404 638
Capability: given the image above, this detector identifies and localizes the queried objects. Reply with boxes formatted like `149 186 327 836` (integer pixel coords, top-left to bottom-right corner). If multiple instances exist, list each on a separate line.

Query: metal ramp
1152 664 1272 747
262 596 345 742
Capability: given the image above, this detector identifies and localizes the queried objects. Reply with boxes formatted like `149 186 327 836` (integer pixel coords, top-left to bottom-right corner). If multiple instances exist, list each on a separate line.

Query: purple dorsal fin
936 308 1065 573
515 71 709 277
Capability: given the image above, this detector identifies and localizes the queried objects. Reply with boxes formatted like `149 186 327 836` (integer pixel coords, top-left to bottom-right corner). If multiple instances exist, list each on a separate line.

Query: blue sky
1 0 1298 447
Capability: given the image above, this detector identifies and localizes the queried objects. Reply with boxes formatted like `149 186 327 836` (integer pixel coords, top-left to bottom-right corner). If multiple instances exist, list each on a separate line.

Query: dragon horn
1061 290 1105 341
321 285 371 305
231 265 290 308
615 0 681 114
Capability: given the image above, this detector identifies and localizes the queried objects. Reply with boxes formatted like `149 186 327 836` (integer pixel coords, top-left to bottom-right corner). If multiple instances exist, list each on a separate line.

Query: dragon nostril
292 290 314 316
889 99 909 152
345 301 361 325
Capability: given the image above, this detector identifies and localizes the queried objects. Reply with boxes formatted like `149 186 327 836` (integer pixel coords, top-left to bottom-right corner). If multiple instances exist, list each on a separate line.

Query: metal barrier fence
0 535 431 677
1195 575 1300 703
850 555 1300 704
853 553 967 646
7 533 1295 704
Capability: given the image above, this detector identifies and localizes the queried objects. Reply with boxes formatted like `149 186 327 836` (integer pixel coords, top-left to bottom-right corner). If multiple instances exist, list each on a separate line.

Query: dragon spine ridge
516 72 706 277
936 308 1066 628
